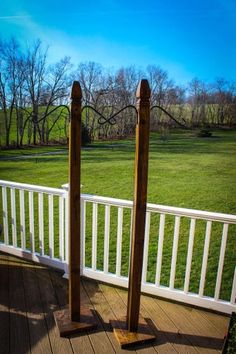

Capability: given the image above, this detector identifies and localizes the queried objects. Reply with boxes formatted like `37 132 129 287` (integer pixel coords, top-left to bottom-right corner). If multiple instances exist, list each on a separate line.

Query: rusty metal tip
71 81 82 99
136 79 151 98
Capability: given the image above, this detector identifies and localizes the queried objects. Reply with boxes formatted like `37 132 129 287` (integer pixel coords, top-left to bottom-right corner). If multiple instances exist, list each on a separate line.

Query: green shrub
82 123 91 145
198 128 212 137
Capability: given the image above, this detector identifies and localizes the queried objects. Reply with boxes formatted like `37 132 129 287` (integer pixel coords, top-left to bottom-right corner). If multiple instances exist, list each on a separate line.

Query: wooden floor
0 252 229 354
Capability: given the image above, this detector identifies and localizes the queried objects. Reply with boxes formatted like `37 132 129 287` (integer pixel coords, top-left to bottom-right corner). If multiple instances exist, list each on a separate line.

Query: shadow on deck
0 252 229 353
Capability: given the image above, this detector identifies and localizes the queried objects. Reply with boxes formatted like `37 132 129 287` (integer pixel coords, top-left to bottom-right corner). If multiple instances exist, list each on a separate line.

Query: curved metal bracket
82 105 138 125
151 105 187 129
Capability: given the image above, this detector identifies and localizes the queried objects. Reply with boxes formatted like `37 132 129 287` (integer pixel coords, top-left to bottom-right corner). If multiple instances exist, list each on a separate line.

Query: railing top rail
81 193 236 224
1 180 235 224
147 202 236 224
0 180 65 196
81 193 133 208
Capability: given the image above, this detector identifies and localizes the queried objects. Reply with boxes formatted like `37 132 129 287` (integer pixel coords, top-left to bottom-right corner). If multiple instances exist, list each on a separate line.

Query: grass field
0 129 236 300
0 107 69 147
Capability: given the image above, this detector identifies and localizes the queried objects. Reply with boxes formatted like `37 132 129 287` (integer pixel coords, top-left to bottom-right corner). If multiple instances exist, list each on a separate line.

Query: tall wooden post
54 81 97 336
127 79 151 331
110 80 156 348
69 80 82 321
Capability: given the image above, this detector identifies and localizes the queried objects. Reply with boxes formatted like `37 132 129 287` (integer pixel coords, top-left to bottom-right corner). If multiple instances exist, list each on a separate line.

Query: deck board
0 253 10 354
22 263 52 354
9 256 31 354
49 269 95 354
0 252 229 354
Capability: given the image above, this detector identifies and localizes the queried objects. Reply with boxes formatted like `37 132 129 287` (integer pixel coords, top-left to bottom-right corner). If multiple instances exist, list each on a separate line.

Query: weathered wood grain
0 252 229 354
9 257 31 354
36 267 73 354
69 81 82 320
127 79 151 333
22 260 52 354
50 269 95 354
0 253 9 354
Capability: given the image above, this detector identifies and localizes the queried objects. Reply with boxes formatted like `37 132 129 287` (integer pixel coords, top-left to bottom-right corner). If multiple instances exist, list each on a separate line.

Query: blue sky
0 0 235 85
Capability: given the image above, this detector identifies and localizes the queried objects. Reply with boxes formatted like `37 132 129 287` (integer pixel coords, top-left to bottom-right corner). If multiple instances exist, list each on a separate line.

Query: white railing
0 180 66 270
0 179 236 314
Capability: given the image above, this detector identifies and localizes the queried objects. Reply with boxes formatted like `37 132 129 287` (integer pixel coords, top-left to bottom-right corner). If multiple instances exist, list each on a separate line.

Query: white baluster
116 207 123 277
48 194 54 258
2 186 9 245
104 204 110 274
59 195 64 261
199 221 212 297
169 216 181 289
92 203 98 270
230 267 236 304
155 214 165 286
142 211 151 284
65 192 69 264
80 199 86 270
184 218 196 293
29 191 34 253
38 193 44 256
19 189 26 250
214 223 229 300
11 188 17 247
128 209 133 274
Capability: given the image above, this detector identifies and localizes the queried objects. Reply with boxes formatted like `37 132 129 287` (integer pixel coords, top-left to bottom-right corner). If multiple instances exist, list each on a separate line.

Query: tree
39 56 72 143
22 41 72 144
0 37 26 146
212 78 236 126
187 78 209 127
22 40 47 144
146 65 187 129
74 62 104 139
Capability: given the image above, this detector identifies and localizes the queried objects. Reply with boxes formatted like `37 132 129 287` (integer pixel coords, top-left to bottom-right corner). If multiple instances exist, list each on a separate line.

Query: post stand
110 80 156 348
54 81 97 337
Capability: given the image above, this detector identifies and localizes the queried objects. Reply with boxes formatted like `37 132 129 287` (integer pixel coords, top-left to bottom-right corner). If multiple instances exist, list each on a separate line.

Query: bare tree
39 56 72 143
146 65 173 107
21 41 72 144
0 37 25 146
187 78 209 127
211 78 236 126
74 62 104 139
23 40 47 144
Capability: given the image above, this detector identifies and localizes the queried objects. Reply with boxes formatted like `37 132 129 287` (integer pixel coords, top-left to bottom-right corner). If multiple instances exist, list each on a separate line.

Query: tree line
0 37 235 147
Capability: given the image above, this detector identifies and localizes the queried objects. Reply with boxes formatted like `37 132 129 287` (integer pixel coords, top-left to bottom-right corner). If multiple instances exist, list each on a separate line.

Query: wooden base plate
110 317 156 348
54 308 97 337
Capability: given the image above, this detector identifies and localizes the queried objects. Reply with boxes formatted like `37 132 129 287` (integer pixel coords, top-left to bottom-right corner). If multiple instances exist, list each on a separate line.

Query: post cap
71 81 82 100
136 79 151 99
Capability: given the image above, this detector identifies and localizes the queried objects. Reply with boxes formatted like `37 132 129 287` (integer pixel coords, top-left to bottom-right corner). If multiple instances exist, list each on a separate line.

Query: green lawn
0 106 69 147
0 129 236 300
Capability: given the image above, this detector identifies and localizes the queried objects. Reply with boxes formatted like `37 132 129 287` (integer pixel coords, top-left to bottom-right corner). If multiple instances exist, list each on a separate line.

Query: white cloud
0 13 193 84
0 15 31 19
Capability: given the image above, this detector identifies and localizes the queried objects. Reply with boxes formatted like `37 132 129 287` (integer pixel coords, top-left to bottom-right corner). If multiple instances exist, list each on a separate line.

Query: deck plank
82 278 121 354
36 267 73 354
0 253 10 354
98 282 158 354
138 293 198 353
49 268 95 354
94 281 135 353
196 309 229 335
153 297 225 353
0 252 230 354
128 288 198 353
8 256 31 354
22 263 52 354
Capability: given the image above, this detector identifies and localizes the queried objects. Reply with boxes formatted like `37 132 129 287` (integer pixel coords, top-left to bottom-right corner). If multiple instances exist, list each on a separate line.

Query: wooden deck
0 252 229 354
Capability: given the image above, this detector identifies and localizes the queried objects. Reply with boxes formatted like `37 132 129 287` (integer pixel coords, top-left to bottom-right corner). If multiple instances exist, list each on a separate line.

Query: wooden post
110 80 156 348
54 81 97 336
69 81 82 321
127 79 151 331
